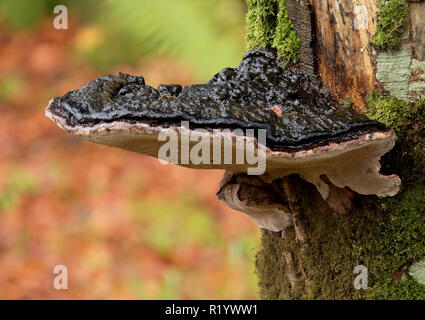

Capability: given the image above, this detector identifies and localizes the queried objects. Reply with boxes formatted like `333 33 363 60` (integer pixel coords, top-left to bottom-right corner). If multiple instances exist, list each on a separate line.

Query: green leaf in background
0 167 39 212
0 0 49 28
0 0 88 28
132 194 220 254
86 0 246 80
0 0 246 80
0 74 23 101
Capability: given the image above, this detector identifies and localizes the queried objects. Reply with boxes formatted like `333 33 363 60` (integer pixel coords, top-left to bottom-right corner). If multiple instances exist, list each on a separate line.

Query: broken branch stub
46 49 401 232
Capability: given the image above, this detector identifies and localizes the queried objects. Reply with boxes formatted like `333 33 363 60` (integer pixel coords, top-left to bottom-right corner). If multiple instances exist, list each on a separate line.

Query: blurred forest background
0 0 261 299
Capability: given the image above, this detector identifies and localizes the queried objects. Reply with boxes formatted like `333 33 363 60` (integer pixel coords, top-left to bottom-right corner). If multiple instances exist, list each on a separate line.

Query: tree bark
254 0 425 299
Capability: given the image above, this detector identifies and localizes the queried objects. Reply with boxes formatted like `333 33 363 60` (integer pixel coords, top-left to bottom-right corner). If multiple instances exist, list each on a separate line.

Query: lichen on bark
246 0 300 64
375 46 411 100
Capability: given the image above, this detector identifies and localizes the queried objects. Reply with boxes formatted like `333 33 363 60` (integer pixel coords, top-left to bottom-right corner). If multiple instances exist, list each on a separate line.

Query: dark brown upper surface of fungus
46 49 386 150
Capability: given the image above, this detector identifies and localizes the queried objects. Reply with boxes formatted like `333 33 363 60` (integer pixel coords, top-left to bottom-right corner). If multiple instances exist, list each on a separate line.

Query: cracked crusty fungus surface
46 49 401 232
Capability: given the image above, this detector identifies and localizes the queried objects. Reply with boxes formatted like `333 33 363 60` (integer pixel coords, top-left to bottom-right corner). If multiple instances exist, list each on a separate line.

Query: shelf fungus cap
46 49 401 232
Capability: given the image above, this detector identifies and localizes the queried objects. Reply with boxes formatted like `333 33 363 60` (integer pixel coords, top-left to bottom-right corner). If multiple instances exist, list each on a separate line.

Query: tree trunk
250 0 425 299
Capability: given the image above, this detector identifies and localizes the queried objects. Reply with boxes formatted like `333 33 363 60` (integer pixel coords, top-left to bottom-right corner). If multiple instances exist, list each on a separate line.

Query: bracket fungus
46 49 401 232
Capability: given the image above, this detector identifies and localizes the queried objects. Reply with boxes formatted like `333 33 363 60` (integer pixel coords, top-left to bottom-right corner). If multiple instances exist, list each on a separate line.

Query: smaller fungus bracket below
216 172 293 232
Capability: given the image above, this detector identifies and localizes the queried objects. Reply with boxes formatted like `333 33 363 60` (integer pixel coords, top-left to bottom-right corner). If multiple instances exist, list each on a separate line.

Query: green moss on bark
371 277 425 300
362 183 425 299
246 0 300 64
366 94 424 130
371 0 409 51
272 0 300 63
246 0 276 50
